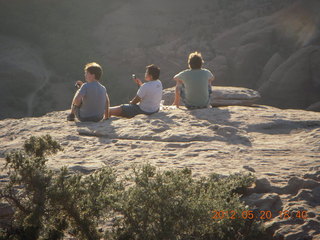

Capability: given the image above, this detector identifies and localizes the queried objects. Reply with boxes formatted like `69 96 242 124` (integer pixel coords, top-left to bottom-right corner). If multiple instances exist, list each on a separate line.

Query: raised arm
133 78 143 87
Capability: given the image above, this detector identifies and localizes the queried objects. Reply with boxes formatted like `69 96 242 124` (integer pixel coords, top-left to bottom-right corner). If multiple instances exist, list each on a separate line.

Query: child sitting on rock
172 52 215 109
109 64 163 118
67 62 110 122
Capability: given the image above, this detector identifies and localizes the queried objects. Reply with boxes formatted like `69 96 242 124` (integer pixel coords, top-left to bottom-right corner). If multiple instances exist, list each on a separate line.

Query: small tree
0 135 268 240
110 164 266 240
0 135 122 240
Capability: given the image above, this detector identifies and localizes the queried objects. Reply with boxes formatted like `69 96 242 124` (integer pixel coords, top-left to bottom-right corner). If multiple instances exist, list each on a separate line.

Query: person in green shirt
172 52 215 109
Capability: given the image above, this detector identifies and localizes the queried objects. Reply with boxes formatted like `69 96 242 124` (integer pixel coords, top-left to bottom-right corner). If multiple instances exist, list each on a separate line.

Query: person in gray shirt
67 62 110 122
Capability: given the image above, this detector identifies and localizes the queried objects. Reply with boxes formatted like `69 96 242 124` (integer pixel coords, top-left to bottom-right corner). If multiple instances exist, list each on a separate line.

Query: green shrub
0 135 268 240
0 135 122 240
110 165 265 240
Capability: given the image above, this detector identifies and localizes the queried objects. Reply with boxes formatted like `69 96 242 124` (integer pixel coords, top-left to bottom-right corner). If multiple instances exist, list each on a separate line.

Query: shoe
67 113 75 121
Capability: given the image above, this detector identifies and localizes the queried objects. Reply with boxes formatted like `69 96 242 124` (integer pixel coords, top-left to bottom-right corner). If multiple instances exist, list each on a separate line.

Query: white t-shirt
137 79 163 113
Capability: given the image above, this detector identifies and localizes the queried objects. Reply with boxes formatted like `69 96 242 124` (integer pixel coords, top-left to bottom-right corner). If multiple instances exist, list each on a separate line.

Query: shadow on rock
189 107 252 146
247 119 320 135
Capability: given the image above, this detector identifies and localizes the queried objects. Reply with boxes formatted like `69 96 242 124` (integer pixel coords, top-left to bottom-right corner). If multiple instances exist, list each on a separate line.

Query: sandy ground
1 105 320 239
1 105 319 186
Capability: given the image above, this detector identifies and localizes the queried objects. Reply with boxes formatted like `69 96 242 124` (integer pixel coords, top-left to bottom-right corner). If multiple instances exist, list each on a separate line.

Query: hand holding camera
132 74 142 86
75 80 84 89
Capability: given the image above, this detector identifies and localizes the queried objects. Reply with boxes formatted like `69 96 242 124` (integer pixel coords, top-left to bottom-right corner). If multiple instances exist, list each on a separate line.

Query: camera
75 82 81 88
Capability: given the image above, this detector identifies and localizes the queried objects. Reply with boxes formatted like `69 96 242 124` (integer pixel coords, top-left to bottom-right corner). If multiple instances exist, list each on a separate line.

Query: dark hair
146 64 160 80
84 62 103 80
188 52 204 69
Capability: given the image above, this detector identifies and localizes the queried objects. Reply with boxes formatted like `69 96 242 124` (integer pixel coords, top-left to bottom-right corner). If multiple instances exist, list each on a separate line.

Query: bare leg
172 84 181 107
110 106 123 117
67 90 80 121
70 105 76 115
70 90 80 114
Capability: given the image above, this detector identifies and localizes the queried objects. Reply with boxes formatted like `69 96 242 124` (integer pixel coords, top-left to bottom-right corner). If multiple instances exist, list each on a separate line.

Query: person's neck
87 79 98 83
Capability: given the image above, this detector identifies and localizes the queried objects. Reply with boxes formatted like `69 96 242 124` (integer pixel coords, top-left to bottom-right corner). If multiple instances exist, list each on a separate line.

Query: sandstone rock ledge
162 86 261 107
1 105 320 239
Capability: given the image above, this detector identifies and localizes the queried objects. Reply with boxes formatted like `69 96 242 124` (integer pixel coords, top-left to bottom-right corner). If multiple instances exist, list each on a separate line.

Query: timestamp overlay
211 210 309 220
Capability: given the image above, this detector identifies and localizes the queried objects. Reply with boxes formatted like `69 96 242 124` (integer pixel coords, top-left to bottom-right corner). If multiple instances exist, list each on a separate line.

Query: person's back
138 79 163 113
79 81 106 119
175 68 212 107
67 62 110 122
109 64 162 118
173 52 215 109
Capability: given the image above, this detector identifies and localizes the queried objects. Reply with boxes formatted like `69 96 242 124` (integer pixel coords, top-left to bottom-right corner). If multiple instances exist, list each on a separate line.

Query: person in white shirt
109 64 163 118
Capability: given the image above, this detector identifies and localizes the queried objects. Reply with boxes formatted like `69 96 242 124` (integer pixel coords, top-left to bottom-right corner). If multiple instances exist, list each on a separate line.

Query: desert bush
0 135 268 240
0 135 122 240
110 165 266 240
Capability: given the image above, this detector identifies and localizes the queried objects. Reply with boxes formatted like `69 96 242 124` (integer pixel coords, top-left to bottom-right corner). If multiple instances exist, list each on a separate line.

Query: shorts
121 104 158 118
178 84 212 109
74 106 103 122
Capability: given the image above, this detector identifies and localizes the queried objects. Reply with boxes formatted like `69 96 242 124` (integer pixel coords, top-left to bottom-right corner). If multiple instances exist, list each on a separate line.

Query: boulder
162 86 260 107
312 186 320 202
208 55 230 85
289 189 316 205
243 165 256 172
253 177 273 193
232 42 272 88
211 86 260 107
282 177 320 195
242 193 282 212
69 165 97 174
0 35 59 120
303 171 320 181
307 101 320 112
258 46 320 109
256 52 284 88
278 229 313 240
208 1 320 111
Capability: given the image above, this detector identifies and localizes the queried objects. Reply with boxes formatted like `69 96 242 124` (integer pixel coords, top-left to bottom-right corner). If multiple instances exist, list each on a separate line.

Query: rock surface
0 203 14 228
208 0 320 110
0 36 53 119
258 46 320 109
0 105 320 239
162 86 261 107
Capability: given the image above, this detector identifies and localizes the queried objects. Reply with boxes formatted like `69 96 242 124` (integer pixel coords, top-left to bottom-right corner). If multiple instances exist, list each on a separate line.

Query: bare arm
208 76 215 85
75 80 84 88
104 94 110 120
72 92 82 107
130 95 141 105
174 77 183 84
172 77 183 107
133 78 143 87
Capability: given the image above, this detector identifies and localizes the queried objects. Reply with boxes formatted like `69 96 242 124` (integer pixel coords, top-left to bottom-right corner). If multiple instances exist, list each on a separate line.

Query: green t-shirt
175 68 213 107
